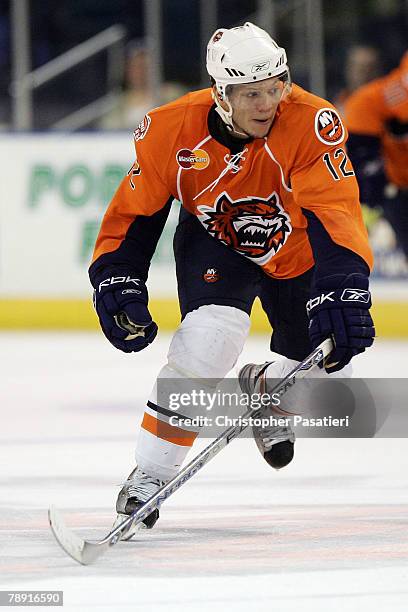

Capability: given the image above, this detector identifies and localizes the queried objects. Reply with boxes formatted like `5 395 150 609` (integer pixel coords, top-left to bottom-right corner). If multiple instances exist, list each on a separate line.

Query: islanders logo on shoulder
314 107 345 145
176 148 210 170
134 114 151 141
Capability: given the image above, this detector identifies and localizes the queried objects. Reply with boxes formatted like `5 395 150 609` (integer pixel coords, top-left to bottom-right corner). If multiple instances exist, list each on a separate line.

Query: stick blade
48 506 108 565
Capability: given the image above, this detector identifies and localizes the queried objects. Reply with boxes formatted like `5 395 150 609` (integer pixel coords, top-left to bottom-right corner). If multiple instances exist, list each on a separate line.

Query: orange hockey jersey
344 52 408 189
92 84 373 279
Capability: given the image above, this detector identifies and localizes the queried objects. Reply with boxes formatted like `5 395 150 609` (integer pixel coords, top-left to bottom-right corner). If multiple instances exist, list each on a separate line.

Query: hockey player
344 51 408 260
89 23 375 536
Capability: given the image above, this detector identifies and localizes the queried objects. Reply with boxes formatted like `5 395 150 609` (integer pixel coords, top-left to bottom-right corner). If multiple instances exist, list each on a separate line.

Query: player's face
227 78 286 138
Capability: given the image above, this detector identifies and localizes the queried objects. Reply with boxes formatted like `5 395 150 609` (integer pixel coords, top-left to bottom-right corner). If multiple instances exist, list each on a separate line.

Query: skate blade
112 514 147 541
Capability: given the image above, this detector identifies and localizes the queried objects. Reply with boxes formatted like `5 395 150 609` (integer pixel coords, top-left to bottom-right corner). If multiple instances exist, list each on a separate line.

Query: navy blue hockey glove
93 271 157 353
307 273 375 373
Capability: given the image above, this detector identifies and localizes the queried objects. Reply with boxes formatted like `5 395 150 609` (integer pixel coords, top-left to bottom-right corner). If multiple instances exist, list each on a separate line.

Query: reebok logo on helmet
252 61 271 73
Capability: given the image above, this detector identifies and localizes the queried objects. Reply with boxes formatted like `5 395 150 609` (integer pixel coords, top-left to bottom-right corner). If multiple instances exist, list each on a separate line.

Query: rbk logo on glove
306 291 335 313
98 276 142 292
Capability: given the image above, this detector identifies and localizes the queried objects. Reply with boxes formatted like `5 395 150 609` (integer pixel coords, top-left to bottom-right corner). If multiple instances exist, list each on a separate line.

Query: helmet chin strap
212 89 250 139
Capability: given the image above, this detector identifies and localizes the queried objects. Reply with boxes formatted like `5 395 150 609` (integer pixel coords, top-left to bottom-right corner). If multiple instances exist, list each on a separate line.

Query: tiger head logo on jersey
197 192 292 265
314 108 345 145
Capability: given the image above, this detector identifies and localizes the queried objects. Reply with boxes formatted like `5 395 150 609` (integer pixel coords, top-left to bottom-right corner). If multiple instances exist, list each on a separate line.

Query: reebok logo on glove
306 291 335 313
98 276 141 292
340 289 371 303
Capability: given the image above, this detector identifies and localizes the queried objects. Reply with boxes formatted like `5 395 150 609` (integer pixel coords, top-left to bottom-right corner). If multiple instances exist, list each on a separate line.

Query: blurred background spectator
99 40 187 129
333 45 383 114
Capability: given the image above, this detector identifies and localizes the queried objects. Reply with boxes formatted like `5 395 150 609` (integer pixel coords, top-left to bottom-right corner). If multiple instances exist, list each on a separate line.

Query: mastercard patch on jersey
176 148 210 170
314 107 345 145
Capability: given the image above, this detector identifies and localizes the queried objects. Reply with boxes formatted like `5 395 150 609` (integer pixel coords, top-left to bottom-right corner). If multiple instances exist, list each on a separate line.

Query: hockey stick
48 337 333 565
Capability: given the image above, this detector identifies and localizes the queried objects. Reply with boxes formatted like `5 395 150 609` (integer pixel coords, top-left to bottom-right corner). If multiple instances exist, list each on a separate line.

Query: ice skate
113 466 164 540
239 362 295 469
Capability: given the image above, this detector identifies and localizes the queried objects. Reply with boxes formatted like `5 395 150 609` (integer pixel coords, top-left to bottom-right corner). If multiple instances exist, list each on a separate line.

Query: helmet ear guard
211 85 235 132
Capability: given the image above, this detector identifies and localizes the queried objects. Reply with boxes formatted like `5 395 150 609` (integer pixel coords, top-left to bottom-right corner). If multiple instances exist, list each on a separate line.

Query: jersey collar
207 104 253 154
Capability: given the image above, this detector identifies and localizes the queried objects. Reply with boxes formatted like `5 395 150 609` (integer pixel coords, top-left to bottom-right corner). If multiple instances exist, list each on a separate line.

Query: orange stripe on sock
141 412 198 447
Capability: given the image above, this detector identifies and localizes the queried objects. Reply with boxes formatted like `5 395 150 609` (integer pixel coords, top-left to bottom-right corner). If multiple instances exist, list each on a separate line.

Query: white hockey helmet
206 22 289 99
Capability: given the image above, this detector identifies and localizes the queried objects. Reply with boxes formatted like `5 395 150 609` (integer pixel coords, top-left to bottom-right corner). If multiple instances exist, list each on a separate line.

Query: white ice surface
1 332 408 611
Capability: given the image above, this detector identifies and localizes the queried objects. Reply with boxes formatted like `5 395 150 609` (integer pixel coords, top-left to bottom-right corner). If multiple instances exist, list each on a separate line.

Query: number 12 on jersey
322 148 355 181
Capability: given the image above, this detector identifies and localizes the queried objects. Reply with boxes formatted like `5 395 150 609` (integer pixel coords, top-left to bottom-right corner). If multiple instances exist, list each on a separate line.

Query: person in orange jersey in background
89 23 375 538
344 51 408 260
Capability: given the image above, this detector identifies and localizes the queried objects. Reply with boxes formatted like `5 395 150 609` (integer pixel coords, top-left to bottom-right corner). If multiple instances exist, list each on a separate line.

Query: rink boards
0 293 407 337
0 133 407 337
